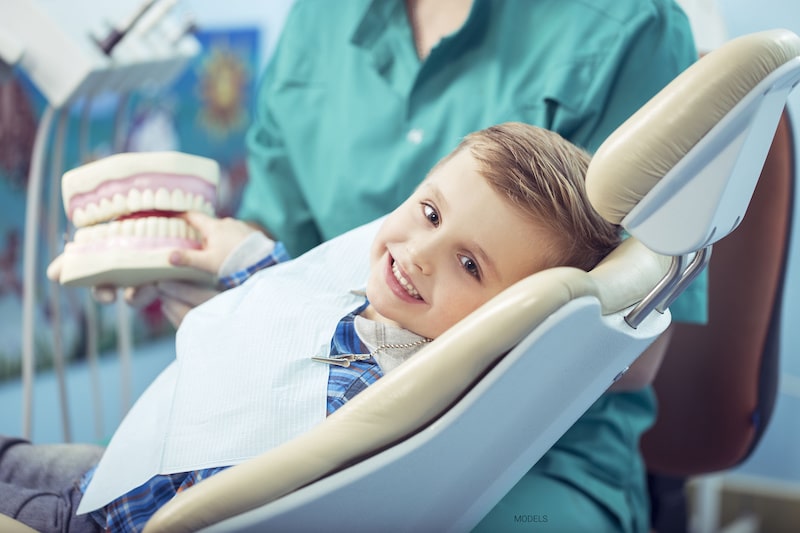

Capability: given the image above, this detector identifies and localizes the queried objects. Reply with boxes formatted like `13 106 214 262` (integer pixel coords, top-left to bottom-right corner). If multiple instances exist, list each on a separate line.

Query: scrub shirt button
406 128 424 144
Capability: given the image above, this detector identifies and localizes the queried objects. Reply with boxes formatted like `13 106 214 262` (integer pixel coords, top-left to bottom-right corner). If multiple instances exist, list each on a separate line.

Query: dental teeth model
56 151 219 287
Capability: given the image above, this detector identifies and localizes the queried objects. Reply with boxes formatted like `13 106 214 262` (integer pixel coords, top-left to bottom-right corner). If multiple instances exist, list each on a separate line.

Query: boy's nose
407 237 437 275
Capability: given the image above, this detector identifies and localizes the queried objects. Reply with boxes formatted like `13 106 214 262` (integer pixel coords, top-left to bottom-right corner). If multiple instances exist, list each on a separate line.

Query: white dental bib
78 219 381 513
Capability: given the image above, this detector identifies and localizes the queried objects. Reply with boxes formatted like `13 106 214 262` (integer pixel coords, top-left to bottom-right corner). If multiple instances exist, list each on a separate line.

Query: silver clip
311 353 373 367
311 355 354 367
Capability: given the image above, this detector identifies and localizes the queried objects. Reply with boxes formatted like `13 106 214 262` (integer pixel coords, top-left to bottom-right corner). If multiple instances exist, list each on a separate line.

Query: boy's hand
168 212 258 276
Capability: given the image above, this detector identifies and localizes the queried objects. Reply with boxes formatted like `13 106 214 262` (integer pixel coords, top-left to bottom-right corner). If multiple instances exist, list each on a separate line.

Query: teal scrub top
240 1 702 530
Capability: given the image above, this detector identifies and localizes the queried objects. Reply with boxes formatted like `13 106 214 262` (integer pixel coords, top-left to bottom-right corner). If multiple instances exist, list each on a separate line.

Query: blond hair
446 122 619 271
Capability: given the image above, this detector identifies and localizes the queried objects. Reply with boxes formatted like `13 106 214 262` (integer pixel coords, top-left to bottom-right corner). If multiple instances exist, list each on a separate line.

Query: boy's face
366 148 552 339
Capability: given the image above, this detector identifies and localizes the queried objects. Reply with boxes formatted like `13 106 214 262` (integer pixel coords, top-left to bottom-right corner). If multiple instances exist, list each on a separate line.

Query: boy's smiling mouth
392 260 421 299
389 257 423 301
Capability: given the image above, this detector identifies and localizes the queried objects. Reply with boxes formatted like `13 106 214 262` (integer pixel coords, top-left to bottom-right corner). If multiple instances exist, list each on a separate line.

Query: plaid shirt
82 248 382 532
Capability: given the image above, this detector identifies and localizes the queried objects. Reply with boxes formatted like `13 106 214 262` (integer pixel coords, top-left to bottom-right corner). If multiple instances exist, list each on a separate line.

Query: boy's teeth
392 261 421 299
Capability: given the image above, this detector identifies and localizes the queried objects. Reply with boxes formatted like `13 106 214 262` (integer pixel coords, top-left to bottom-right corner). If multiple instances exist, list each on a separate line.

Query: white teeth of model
74 227 87 243
192 194 204 211
86 202 100 225
144 217 156 237
121 219 135 236
155 188 171 210
76 226 94 243
71 188 217 228
113 193 126 214
99 198 113 221
73 207 87 228
141 189 155 210
178 218 188 238
171 189 186 211
135 218 147 236
70 215 204 246
128 189 142 213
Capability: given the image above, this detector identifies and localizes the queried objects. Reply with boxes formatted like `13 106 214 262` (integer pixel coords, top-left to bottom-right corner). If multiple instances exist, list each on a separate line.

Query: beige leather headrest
586 29 800 224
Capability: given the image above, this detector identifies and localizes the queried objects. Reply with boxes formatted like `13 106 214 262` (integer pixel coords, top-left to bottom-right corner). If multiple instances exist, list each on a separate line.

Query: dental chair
136 29 800 533
644 106 796 531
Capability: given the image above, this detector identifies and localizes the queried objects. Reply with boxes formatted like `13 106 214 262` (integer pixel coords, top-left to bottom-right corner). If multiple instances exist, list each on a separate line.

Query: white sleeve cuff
217 232 276 279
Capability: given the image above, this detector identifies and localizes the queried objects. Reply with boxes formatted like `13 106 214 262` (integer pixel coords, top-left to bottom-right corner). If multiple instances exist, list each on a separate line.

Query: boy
2 122 619 532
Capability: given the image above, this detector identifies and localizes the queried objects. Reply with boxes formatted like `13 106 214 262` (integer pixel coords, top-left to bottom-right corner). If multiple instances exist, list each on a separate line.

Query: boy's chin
361 298 409 331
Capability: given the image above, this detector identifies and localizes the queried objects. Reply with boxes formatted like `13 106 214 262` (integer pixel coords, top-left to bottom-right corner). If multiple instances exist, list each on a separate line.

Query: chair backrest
641 108 795 475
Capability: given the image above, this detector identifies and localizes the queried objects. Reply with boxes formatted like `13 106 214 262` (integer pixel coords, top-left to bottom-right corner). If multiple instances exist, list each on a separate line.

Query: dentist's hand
46 212 266 327
47 254 208 318
46 253 119 304
167 211 258 275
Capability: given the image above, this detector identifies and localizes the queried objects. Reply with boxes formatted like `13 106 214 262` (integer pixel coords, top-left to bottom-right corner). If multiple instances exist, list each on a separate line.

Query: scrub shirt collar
351 0 490 95
431 0 490 58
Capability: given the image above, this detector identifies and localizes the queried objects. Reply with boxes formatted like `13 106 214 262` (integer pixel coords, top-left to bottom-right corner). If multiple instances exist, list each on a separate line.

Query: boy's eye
459 255 481 280
422 203 440 227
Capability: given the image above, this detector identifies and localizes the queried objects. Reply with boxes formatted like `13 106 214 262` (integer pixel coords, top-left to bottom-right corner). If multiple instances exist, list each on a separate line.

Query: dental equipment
0 0 201 440
56 151 219 288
